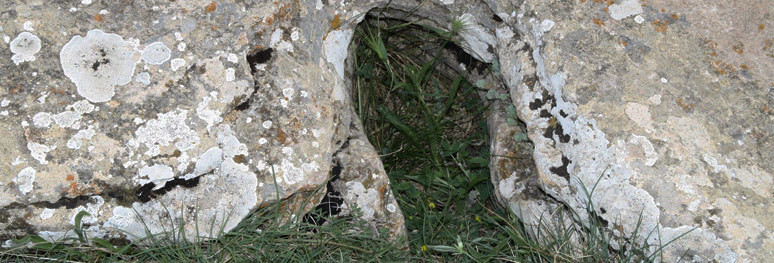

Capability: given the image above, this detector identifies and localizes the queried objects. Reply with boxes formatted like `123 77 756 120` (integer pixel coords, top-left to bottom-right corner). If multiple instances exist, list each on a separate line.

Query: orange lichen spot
593 0 602 3
732 43 744 54
675 98 694 111
764 105 769 113
711 60 735 75
10 85 22 94
764 39 772 51
740 64 749 71
205 2 217 13
66 182 78 195
331 14 341 30
652 19 668 32
605 0 614 6
276 127 287 144
759 24 765 31
604 7 609 12
660 8 666 12
671 14 679 20
49 87 66 94
593 18 605 26
619 40 628 47
579 0 586 3
711 51 717 57
66 174 75 181
94 14 105 23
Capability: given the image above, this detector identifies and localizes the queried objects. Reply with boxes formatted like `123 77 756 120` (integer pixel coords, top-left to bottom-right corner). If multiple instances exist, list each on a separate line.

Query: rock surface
0 0 404 243
488 0 772 261
0 0 770 262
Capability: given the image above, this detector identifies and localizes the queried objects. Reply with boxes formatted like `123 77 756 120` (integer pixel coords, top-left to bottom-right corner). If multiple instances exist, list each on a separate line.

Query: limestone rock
0 0 404 243
0 0 770 262
488 0 772 261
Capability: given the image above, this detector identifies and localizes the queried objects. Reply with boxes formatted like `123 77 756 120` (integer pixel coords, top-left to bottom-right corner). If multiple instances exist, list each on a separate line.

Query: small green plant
352 7 693 263
1 5 693 263
0 176 410 262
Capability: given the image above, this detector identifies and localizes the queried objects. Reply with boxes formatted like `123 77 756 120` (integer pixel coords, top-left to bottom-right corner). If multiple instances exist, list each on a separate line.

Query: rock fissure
134 173 204 203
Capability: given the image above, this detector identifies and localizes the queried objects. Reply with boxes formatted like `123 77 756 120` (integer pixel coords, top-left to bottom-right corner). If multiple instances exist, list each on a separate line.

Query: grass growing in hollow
1 179 413 262
1 7 693 263
351 9 694 262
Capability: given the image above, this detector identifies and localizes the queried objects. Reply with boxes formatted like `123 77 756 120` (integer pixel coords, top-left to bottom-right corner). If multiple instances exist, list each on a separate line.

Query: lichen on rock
10 31 41 65
60 29 137 103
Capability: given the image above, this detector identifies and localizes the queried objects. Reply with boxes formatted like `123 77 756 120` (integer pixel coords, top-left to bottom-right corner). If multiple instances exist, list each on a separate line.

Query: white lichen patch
67 125 96 149
344 181 379 220
276 150 319 185
127 109 199 157
14 167 36 194
27 142 53 164
498 173 518 199
456 13 496 62
609 0 643 20
71 100 95 114
40 208 55 220
69 196 104 225
628 135 657 166
199 57 251 104
10 32 41 64
269 29 294 52
170 58 185 71
136 164 175 189
196 96 222 131
386 203 397 213
60 29 137 103
262 120 272 129
625 102 653 132
106 124 257 242
141 42 171 65
135 71 151 85
53 111 83 129
32 112 52 128
323 29 354 80
227 53 238 63
540 20 555 33
191 146 223 176
216 125 247 159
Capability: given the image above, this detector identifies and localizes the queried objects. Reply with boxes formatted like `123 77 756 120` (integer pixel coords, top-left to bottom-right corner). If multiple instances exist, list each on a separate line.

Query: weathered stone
487 0 771 261
0 0 404 243
1 0 770 262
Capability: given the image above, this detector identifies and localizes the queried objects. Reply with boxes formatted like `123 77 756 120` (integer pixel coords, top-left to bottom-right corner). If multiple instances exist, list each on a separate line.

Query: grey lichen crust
0 0 770 261
0 0 404 244
485 0 772 261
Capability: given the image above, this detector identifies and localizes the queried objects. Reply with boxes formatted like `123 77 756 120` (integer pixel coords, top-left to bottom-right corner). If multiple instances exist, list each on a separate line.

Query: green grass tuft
0 6 692 263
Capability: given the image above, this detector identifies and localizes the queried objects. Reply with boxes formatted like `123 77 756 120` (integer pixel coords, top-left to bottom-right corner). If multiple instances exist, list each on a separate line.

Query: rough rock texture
487 0 772 262
0 0 405 243
1 0 770 262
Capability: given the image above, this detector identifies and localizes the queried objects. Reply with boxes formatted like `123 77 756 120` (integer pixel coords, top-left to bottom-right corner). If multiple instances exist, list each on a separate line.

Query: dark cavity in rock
247 48 273 74
302 160 344 227
135 175 202 203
